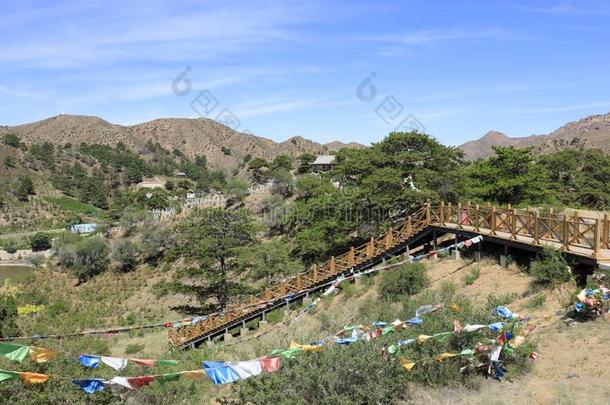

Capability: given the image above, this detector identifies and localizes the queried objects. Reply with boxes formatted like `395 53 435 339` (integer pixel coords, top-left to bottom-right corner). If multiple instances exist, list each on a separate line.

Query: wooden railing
431 202 610 256
168 202 610 348
168 205 430 348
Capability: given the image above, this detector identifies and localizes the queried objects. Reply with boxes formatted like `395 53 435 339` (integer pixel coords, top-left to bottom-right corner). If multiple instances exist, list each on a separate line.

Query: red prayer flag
130 359 157 368
260 356 280 372
126 376 156 389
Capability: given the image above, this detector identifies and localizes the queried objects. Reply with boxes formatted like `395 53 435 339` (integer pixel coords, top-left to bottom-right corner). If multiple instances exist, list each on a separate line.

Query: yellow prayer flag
19 372 49 384
289 341 322 351
434 352 458 362
417 335 432 344
510 335 525 348
181 370 205 380
398 357 415 371
29 347 59 363
448 303 460 313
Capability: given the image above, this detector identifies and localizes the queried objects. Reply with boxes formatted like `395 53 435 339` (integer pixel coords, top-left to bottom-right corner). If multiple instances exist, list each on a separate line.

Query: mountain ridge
3 114 363 171
459 112 610 160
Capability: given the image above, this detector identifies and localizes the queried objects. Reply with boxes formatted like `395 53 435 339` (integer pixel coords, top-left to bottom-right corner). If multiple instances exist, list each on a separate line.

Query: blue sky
1 0 610 146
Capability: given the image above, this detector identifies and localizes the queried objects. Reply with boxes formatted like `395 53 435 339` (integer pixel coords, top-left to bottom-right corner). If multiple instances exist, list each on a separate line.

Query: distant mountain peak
459 112 610 160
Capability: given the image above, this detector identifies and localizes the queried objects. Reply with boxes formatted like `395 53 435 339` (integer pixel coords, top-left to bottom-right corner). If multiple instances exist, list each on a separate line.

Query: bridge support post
452 233 460 260
500 244 509 268
224 329 233 341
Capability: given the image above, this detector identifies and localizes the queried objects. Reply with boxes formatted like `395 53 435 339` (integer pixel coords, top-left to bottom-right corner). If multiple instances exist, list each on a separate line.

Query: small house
69 224 97 234
311 155 336 173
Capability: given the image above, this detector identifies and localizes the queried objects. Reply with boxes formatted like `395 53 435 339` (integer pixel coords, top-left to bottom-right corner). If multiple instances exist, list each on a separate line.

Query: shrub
113 240 138 273
0 294 20 337
124 343 145 355
30 232 52 252
462 266 480 286
236 341 408 404
3 242 17 254
378 262 428 299
529 247 570 286
526 293 546 309
57 237 109 282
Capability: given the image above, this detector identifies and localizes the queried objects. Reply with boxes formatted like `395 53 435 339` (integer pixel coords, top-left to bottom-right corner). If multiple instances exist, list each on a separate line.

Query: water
0 265 34 280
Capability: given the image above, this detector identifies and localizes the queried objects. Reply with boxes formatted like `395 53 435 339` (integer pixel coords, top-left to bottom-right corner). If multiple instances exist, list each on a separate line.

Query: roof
311 155 336 165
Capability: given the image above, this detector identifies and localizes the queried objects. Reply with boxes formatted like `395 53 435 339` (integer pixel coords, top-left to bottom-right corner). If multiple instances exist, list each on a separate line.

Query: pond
0 265 34 281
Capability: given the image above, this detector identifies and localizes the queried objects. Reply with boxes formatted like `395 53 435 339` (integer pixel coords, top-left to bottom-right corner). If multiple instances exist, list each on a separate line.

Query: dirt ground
408 257 610 405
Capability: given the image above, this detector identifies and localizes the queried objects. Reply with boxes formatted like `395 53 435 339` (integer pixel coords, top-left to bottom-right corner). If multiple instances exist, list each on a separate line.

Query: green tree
2 133 21 148
271 154 293 172
271 168 295 198
169 208 258 311
297 153 316 174
465 146 549 206
248 158 270 183
30 232 52 252
235 239 302 285
225 178 249 206
15 176 35 201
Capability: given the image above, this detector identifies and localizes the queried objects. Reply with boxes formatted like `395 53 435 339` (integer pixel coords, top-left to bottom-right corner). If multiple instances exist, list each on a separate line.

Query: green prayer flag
272 348 302 359
157 360 179 367
381 326 395 335
158 372 181 382
459 349 475 356
0 369 19 382
0 343 29 363
432 332 453 342
387 344 397 354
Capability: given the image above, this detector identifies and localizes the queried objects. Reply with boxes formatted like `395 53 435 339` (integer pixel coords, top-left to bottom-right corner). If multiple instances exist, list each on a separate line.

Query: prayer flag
227 360 263 379
0 343 29 363
260 356 280 373
79 355 100 368
72 379 105 394
29 347 58 363
101 356 128 371
19 372 48 385
399 357 415 371
202 361 240 385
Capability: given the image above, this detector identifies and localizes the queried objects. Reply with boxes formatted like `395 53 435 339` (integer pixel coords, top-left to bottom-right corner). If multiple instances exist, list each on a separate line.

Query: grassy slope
3 256 609 403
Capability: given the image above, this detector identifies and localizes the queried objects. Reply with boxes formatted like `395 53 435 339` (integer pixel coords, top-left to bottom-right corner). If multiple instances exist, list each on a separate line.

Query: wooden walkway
168 202 610 349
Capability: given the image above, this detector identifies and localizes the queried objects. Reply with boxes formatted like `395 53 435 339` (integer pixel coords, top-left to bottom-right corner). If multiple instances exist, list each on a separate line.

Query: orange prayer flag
19 372 49 384
29 347 59 363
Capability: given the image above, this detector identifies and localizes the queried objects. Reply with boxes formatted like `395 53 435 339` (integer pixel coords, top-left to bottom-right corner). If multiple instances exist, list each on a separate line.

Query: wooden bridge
168 202 610 349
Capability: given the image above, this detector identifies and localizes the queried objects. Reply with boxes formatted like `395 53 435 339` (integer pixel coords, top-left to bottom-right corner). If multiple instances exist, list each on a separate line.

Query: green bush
124 343 145 355
529 247 570 286
30 232 52 252
0 294 20 337
112 240 138 273
56 237 109 282
462 266 480 286
378 262 428 299
236 341 408 404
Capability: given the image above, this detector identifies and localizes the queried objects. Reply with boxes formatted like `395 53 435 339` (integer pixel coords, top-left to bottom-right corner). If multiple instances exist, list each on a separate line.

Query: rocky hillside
2 115 362 171
460 112 610 160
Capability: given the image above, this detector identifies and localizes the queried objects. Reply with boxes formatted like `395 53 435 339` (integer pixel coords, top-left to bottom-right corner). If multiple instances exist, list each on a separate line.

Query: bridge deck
168 202 610 349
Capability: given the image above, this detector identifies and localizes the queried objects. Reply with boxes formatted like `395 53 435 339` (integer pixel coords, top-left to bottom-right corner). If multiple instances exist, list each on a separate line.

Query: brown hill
5 115 362 171
460 112 610 160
